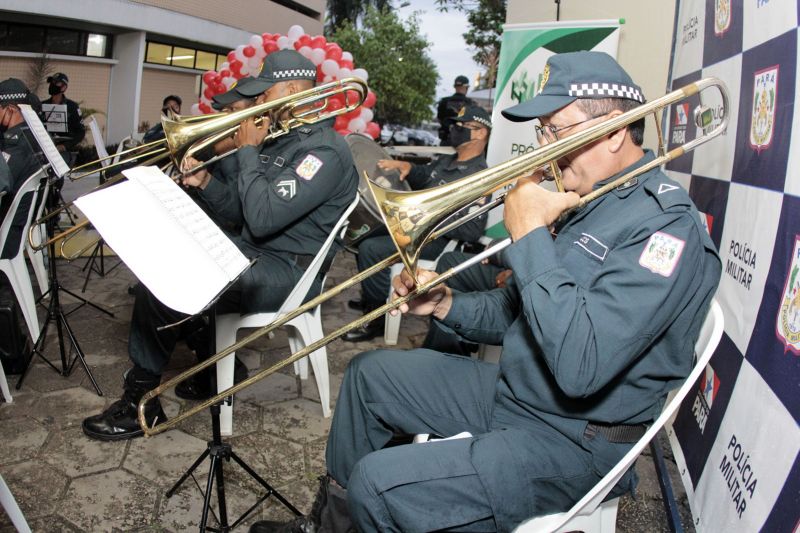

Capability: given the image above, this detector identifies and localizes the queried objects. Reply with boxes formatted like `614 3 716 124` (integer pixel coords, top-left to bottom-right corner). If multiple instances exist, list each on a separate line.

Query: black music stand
166 314 300 532
15 172 109 395
79 236 122 292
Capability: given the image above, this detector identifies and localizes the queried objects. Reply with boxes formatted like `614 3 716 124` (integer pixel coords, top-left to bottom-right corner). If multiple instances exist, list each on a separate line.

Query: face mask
48 84 62 96
449 124 472 148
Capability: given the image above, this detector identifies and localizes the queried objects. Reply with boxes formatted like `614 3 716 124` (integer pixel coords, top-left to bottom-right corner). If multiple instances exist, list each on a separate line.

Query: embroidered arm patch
296 153 323 180
639 231 685 277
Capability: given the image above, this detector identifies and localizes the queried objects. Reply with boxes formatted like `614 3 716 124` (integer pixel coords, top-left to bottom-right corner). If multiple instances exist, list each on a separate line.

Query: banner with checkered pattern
665 1 799 531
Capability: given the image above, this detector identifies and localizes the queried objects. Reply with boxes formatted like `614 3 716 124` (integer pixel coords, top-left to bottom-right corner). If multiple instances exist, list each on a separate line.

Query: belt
584 422 648 443
289 253 314 269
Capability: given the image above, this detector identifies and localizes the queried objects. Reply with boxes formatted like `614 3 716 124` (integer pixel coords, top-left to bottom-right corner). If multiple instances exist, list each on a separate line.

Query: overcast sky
395 0 483 101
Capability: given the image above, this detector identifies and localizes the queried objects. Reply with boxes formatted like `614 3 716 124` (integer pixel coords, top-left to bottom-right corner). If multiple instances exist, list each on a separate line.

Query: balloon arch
194 25 379 140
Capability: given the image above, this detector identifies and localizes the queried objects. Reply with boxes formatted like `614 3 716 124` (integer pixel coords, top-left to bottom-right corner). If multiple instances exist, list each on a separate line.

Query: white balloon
220 61 230 71
321 59 339 76
348 118 366 133
323 74 334 83
299 46 313 58
254 45 267 59
353 68 369 82
249 35 262 48
360 108 374 123
341 51 353 62
288 25 305 40
277 36 291 49
190 103 202 115
338 67 352 80
239 64 251 77
310 48 326 66
222 76 236 88
248 56 261 69
235 45 247 62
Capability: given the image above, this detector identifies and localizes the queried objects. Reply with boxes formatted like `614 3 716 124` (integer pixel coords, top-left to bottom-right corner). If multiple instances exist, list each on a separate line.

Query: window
0 22 111 58
145 41 228 71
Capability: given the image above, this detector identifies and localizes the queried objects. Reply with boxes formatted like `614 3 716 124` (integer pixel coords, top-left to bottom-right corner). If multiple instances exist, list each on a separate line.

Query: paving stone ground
0 252 695 532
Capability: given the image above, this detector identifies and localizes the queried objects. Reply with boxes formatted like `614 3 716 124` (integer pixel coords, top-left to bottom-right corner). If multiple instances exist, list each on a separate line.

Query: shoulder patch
296 154 323 181
274 178 297 200
646 178 691 211
639 231 685 277
657 183 679 194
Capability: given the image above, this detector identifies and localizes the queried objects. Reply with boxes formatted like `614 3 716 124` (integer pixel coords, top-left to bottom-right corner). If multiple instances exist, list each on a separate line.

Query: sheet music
18 104 70 177
87 117 110 162
74 166 250 315
41 103 67 133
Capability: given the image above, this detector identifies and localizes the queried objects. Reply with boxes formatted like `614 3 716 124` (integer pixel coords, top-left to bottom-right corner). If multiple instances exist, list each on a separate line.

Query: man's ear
605 110 627 153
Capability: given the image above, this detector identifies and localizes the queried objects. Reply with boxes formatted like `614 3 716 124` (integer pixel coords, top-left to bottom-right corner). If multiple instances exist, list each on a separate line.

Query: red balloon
227 51 237 63
344 107 361 120
298 34 312 46
334 115 349 130
345 90 361 106
243 45 256 58
327 98 344 112
229 59 243 75
363 90 377 108
199 102 212 114
336 129 352 136
329 93 346 107
202 70 217 85
311 35 327 49
316 68 325 82
214 82 227 94
339 59 354 71
263 40 279 54
219 69 231 79
365 122 380 140
203 87 215 100
325 43 342 61
293 40 304 50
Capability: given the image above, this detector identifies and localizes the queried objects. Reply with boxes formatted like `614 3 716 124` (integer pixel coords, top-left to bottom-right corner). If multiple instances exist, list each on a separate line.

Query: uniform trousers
356 228 448 309
327 349 624 532
129 248 307 375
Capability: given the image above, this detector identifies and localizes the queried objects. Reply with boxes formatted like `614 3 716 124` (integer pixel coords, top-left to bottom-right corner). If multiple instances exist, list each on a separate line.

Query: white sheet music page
18 104 70 177
74 166 250 315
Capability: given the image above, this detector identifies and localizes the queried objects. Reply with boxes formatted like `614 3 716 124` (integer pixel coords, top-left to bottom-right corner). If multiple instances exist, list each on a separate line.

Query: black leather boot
249 475 354 533
82 366 166 441
175 356 248 400
342 316 385 343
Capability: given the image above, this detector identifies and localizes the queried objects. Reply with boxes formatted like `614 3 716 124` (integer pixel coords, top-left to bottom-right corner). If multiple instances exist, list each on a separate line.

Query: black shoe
82 397 166 441
347 299 364 311
175 356 248 400
342 318 384 343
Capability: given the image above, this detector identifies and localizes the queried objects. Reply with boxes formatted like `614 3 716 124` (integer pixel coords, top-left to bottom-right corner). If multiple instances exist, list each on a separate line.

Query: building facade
0 0 324 144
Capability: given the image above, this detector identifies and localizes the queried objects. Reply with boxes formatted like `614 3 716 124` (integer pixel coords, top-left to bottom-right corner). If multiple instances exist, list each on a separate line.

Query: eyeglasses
534 115 604 143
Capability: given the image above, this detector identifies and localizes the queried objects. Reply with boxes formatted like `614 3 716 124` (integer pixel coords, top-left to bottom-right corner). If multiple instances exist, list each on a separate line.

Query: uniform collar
447 153 485 171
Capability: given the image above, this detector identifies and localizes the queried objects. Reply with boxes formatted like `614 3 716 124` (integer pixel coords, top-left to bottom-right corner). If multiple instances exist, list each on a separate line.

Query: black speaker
0 285 30 375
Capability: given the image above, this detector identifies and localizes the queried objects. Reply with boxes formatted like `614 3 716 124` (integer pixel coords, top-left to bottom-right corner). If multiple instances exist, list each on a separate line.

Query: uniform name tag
639 231 685 277
574 233 608 261
296 154 323 180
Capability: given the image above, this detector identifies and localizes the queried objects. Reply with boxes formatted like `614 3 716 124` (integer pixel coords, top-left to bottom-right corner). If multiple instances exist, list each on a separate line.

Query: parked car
407 128 440 146
380 124 409 145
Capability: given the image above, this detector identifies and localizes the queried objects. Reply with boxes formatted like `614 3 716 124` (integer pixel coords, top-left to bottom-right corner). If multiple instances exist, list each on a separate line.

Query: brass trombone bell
137 77 729 436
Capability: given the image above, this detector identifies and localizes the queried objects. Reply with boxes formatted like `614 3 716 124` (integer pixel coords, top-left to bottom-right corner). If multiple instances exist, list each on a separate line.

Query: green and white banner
485 20 622 238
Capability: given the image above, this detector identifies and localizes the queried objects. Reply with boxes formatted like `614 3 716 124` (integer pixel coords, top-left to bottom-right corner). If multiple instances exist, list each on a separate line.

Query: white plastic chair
383 238 461 345
0 475 31 533
23 177 50 293
214 194 360 435
514 299 724 532
0 170 47 403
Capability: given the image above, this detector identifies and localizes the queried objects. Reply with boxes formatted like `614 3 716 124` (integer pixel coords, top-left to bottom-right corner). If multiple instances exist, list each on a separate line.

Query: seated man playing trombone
250 51 722 532
82 50 359 441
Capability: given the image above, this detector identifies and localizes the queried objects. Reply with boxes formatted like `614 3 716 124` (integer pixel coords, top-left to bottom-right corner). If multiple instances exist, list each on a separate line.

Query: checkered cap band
0 92 26 102
473 116 491 128
568 82 644 103
273 69 317 79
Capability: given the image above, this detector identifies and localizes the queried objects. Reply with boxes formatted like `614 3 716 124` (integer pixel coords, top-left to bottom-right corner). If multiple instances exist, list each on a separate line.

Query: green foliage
329 7 438 125
325 0 396 31
436 0 506 83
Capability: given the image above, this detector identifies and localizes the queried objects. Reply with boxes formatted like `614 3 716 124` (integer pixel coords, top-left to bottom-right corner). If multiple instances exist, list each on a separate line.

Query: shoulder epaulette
644 177 692 211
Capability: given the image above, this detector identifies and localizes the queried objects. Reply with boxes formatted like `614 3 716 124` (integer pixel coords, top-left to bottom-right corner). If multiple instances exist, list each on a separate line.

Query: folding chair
0 169 47 402
514 299 724 532
0 475 31 533
214 194 360 435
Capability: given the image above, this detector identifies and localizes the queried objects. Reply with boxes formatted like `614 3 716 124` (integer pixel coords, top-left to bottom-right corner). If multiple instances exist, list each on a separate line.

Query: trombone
28 77 369 257
138 77 730 436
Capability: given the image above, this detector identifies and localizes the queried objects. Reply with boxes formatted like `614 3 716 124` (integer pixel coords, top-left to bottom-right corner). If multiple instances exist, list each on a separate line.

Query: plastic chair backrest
515 299 724 532
274 193 360 315
112 136 134 166
0 169 47 259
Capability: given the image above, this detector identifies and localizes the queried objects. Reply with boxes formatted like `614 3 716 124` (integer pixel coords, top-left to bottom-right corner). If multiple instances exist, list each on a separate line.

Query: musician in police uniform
42 73 85 154
82 50 359 441
252 51 722 533
343 105 492 342
437 75 475 145
0 78 43 255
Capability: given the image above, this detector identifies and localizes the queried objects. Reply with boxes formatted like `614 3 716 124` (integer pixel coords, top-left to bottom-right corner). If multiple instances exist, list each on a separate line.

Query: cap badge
457 106 466 118
538 63 550 94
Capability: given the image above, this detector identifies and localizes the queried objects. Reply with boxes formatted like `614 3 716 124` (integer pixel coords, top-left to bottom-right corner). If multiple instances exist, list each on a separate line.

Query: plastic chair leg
0 475 31 533
3 259 39 340
215 319 238 437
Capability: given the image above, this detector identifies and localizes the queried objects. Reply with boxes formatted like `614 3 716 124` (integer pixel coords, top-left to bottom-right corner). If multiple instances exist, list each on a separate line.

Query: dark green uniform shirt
439 151 721 529
406 152 488 243
201 118 358 258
